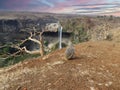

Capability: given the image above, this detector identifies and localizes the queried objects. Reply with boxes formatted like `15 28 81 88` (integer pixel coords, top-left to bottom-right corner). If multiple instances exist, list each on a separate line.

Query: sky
0 0 120 16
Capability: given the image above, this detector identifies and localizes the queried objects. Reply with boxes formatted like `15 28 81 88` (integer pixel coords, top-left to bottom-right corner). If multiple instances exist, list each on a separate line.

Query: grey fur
65 42 75 60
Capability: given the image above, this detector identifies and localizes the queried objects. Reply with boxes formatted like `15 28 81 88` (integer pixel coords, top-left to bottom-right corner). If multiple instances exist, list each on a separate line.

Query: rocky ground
0 41 120 90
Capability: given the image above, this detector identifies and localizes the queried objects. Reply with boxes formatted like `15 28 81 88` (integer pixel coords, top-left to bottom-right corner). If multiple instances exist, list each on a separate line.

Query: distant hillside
0 41 120 90
60 15 120 42
0 12 120 45
0 11 79 20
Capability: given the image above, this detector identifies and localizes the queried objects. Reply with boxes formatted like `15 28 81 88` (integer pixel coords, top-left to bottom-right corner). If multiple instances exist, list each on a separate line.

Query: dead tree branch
23 47 40 54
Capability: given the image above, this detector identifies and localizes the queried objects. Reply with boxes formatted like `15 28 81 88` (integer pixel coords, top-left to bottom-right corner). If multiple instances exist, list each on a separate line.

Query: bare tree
23 27 45 56
1 22 60 60
9 27 45 57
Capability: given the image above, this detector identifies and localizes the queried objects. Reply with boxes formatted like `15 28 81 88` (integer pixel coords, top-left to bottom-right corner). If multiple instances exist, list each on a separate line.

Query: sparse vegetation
0 53 39 67
0 13 120 68
0 12 120 90
51 42 67 51
106 34 113 41
1 41 120 90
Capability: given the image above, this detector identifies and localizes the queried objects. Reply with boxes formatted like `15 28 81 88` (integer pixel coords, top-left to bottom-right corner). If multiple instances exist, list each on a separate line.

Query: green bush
0 54 39 68
51 42 67 51
106 34 113 41
72 26 89 44
2 47 9 54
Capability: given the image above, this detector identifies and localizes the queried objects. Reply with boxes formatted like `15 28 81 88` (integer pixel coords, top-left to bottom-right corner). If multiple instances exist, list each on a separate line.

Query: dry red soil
0 41 120 90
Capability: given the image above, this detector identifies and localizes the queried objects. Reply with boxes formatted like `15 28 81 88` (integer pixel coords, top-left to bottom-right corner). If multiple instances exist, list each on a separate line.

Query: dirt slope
0 41 120 90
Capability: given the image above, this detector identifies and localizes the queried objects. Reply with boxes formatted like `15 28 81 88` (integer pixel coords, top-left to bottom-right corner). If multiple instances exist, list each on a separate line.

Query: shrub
0 54 39 68
106 34 113 41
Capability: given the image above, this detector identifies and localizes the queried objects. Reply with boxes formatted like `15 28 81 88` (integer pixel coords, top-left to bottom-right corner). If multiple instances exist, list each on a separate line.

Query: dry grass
0 41 120 90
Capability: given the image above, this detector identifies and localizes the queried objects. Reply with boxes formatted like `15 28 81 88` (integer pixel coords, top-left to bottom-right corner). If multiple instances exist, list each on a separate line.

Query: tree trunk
39 34 44 56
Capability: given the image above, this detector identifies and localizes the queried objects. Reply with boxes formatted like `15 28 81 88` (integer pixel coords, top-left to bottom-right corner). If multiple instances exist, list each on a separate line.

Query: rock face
0 17 72 51
0 19 25 44
43 31 72 45
0 18 58 45
1 13 120 50
0 19 21 32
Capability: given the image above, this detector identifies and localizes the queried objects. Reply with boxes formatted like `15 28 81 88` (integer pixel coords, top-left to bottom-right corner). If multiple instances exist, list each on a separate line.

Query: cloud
39 0 54 7
0 0 51 11
72 1 120 16
0 0 120 16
